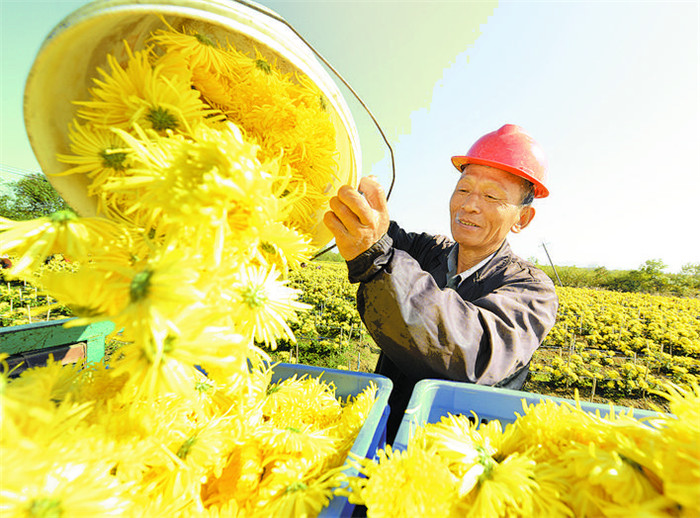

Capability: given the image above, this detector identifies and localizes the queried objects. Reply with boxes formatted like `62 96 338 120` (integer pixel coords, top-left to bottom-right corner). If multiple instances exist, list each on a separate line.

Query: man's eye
485 194 499 201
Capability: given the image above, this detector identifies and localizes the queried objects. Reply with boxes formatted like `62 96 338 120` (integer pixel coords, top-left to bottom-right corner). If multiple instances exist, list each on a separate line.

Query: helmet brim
451 155 550 198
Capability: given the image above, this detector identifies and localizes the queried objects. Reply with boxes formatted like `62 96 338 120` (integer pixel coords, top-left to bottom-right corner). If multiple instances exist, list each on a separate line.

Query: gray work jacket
346 221 559 441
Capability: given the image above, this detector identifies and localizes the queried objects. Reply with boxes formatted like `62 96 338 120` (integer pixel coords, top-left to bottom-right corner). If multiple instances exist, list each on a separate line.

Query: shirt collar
446 245 497 286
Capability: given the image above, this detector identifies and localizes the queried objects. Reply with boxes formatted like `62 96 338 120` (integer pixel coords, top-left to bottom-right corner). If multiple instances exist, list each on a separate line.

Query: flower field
528 287 700 407
3 260 699 412
277 263 700 410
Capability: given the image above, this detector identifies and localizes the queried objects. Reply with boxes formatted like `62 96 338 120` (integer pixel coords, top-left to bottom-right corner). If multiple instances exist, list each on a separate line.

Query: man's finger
359 177 388 214
336 185 374 226
328 196 363 232
323 210 347 235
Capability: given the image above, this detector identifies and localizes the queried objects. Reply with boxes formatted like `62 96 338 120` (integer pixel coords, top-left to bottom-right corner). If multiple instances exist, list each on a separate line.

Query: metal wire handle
233 0 397 260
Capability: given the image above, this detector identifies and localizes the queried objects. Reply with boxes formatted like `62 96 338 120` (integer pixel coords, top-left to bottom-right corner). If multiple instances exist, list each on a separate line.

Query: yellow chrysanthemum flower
150 25 239 77
226 265 310 350
0 211 122 275
0 361 93 444
56 120 131 178
6 354 80 402
0 445 134 517
255 221 314 274
152 45 194 84
260 466 345 518
334 383 378 440
202 437 265 509
104 242 205 339
417 413 498 488
456 451 538 518
106 122 288 255
564 442 663 507
499 398 602 462
260 423 341 464
346 445 456 518
263 375 342 429
529 461 575 518
76 43 222 134
110 340 204 404
35 269 125 321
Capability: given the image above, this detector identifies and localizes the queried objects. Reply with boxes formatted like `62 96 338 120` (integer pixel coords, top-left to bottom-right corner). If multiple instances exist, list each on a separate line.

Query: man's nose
460 192 481 212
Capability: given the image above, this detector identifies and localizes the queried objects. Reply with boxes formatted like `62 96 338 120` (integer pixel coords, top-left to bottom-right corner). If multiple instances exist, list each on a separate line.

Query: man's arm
352 245 558 386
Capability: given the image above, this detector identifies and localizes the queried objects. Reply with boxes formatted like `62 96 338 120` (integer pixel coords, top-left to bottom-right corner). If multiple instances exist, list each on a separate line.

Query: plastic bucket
23 0 361 250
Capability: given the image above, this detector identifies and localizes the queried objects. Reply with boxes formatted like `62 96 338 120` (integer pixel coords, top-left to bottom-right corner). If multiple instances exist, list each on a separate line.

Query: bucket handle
233 0 397 259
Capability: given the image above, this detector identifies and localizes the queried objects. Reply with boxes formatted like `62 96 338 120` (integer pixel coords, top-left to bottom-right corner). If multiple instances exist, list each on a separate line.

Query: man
323 124 559 442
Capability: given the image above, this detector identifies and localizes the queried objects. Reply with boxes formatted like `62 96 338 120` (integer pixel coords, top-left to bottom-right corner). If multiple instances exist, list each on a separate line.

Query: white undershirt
445 245 496 288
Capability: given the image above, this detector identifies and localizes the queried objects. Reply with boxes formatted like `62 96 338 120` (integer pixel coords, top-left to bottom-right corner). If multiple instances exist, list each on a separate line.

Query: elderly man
323 124 559 442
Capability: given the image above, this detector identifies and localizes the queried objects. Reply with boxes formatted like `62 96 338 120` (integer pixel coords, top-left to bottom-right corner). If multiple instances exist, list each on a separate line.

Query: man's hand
323 176 390 261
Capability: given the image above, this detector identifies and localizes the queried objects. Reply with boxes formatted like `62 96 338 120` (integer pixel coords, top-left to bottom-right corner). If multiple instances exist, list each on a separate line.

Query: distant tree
604 259 670 294
638 259 669 293
680 263 700 277
640 258 667 276
678 263 700 292
0 173 70 220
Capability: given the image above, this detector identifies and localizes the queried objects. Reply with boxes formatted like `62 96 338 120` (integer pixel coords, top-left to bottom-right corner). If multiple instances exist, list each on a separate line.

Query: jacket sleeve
347 234 558 386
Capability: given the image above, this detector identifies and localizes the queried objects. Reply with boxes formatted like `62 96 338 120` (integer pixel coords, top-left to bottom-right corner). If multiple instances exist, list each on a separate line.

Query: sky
1 0 698 273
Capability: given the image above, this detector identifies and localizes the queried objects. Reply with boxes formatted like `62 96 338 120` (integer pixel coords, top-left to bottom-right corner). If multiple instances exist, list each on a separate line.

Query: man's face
449 164 533 255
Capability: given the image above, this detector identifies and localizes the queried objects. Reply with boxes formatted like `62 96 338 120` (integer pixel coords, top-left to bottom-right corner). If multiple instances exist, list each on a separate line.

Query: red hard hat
451 124 549 198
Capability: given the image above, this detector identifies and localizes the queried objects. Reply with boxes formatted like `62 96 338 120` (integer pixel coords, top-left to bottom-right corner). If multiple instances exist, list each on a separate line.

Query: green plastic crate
0 318 115 374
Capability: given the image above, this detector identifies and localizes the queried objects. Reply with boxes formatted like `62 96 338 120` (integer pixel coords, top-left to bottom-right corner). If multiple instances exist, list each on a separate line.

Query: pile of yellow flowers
343 384 700 518
0 22 374 518
1 355 378 516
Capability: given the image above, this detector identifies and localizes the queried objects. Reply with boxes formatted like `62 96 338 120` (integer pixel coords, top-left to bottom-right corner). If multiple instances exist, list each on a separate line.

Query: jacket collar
451 240 512 282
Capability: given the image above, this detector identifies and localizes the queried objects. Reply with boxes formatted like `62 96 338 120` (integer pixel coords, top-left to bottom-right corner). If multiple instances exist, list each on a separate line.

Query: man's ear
511 206 535 234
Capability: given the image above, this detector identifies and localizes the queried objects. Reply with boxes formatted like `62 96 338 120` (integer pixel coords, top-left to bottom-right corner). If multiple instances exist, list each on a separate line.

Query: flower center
260 241 276 255
194 32 215 46
100 149 128 171
130 269 153 303
49 210 77 224
255 59 271 74
285 481 308 493
28 498 63 518
241 285 267 309
177 435 198 460
147 106 179 132
195 380 213 393
476 445 496 483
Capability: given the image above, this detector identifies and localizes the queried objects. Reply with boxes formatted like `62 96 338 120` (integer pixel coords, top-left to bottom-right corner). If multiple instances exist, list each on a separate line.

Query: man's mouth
456 217 479 228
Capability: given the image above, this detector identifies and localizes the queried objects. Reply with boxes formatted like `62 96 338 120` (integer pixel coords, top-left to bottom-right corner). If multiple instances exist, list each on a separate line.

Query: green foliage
0 173 70 220
272 262 366 369
312 250 345 263
537 260 700 298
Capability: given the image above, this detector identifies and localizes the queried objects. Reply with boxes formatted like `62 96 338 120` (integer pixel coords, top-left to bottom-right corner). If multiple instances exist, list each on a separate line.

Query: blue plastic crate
270 363 392 518
393 379 659 452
